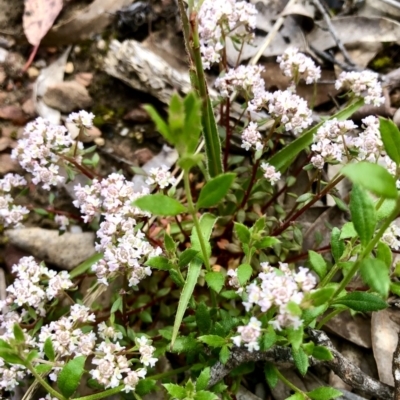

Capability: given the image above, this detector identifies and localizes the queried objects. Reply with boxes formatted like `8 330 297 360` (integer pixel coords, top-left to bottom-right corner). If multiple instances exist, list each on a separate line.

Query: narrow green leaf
35 364 53 374
184 92 203 154
312 346 333 361
196 367 211 391
110 297 123 314
234 222 251 244
237 264 253 285
254 236 280 249
332 291 387 312
145 256 173 270
309 287 335 306
133 194 187 216
143 105 172 143
205 271 224 293
269 99 364 172
264 362 278 389
339 222 357 239
202 96 223 177
44 337 55 361
308 251 327 279
342 162 398 199
191 213 217 258
57 356 86 398
360 258 390 297
198 335 226 347
261 326 277 350
379 117 400 165
171 257 202 347
308 387 343 400
13 324 24 343
292 347 309 376
331 227 344 263
287 328 303 351
350 185 376 247
178 249 199 267
219 345 230 364
377 241 393 269
69 252 104 279
164 233 177 256
197 173 235 208
0 348 25 365
195 390 219 400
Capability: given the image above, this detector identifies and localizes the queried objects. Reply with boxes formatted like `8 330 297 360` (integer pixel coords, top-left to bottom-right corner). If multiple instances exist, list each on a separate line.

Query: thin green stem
25 361 66 400
275 367 306 396
316 308 343 329
149 365 191 381
318 264 340 288
75 385 124 400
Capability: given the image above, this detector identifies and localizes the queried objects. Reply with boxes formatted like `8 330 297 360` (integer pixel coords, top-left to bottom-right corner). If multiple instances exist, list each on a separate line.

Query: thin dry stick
392 331 400 399
311 0 355 67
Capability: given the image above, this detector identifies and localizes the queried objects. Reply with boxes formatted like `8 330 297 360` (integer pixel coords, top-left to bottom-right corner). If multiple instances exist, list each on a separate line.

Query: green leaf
264 362 278 389
0 348 24 365
110 297 123 314
57 356 86 398
308 251 327 279
237 264 252 285
178 249 199 267
219 345 230 364
202 95 223 177
312 346 333 361
379 117 400 165
183 92 203 154
339 222 357 239
164 383 186 399
332 291 387 312
13 323 24 343
191 213 217 258
44 337 55 361
331 227 344 263
35 364 53 374
196 302 211 334
26 350 39 363
302 304 328 326
196 367 210 391
308 387 343 400
269 99 364 173
350 185 376 247
171 258 202 347
286 394 306 400
309 287 336 306
133 194 187 216
253 236 280 249
195 390 218 400
342 162 398 199
164 233 177 256
292 347 309 376
69 252 104 279
198 335 226 347
234 222 251 244
360 257 390 297
288 328 303 351
197 173 235 208
205 271 224 293
261 326 277 350
143 104 172 143
377 241 393 269
136 379 157 397
145 256 173 270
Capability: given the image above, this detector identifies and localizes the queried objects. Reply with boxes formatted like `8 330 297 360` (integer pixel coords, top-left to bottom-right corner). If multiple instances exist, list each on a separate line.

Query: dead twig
392 330 400 399
311 0 355 68
309 45 355 72
208 329 394 399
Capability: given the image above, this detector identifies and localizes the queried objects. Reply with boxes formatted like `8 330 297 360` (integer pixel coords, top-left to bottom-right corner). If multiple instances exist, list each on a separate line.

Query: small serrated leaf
57 356 86 398
205 271 224 293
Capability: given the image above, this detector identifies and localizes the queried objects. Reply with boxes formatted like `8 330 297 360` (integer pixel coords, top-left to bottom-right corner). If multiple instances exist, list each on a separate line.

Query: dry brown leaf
23 0 63 46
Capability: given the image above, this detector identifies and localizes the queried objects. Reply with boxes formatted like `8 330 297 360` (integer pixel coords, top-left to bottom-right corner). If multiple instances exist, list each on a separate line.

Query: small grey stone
5 228 96 270
43 80 93 113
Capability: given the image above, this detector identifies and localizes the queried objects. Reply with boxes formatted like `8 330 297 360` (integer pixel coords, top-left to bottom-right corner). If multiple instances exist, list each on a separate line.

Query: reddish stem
223 97 231 171
22 45 39 72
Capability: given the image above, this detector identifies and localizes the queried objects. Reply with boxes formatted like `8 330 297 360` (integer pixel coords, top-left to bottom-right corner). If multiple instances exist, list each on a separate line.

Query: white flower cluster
232 317 262 352
311 116 383 169
145 165 177 188
198 0 257 69
311 119 357 169
38 305 96 359
335 71 385 106
67 110 95 129
0 256 73 316
382 222 400 250
98 322 123 342
230 262 316 337
11 117 83 190
74 173 162 287
277 48 321 85
266 90 313 135
241 122 263 151
90 341 147 391
261 163 281 185
54 214 69 231
215 65 265 98
0 173 29 228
